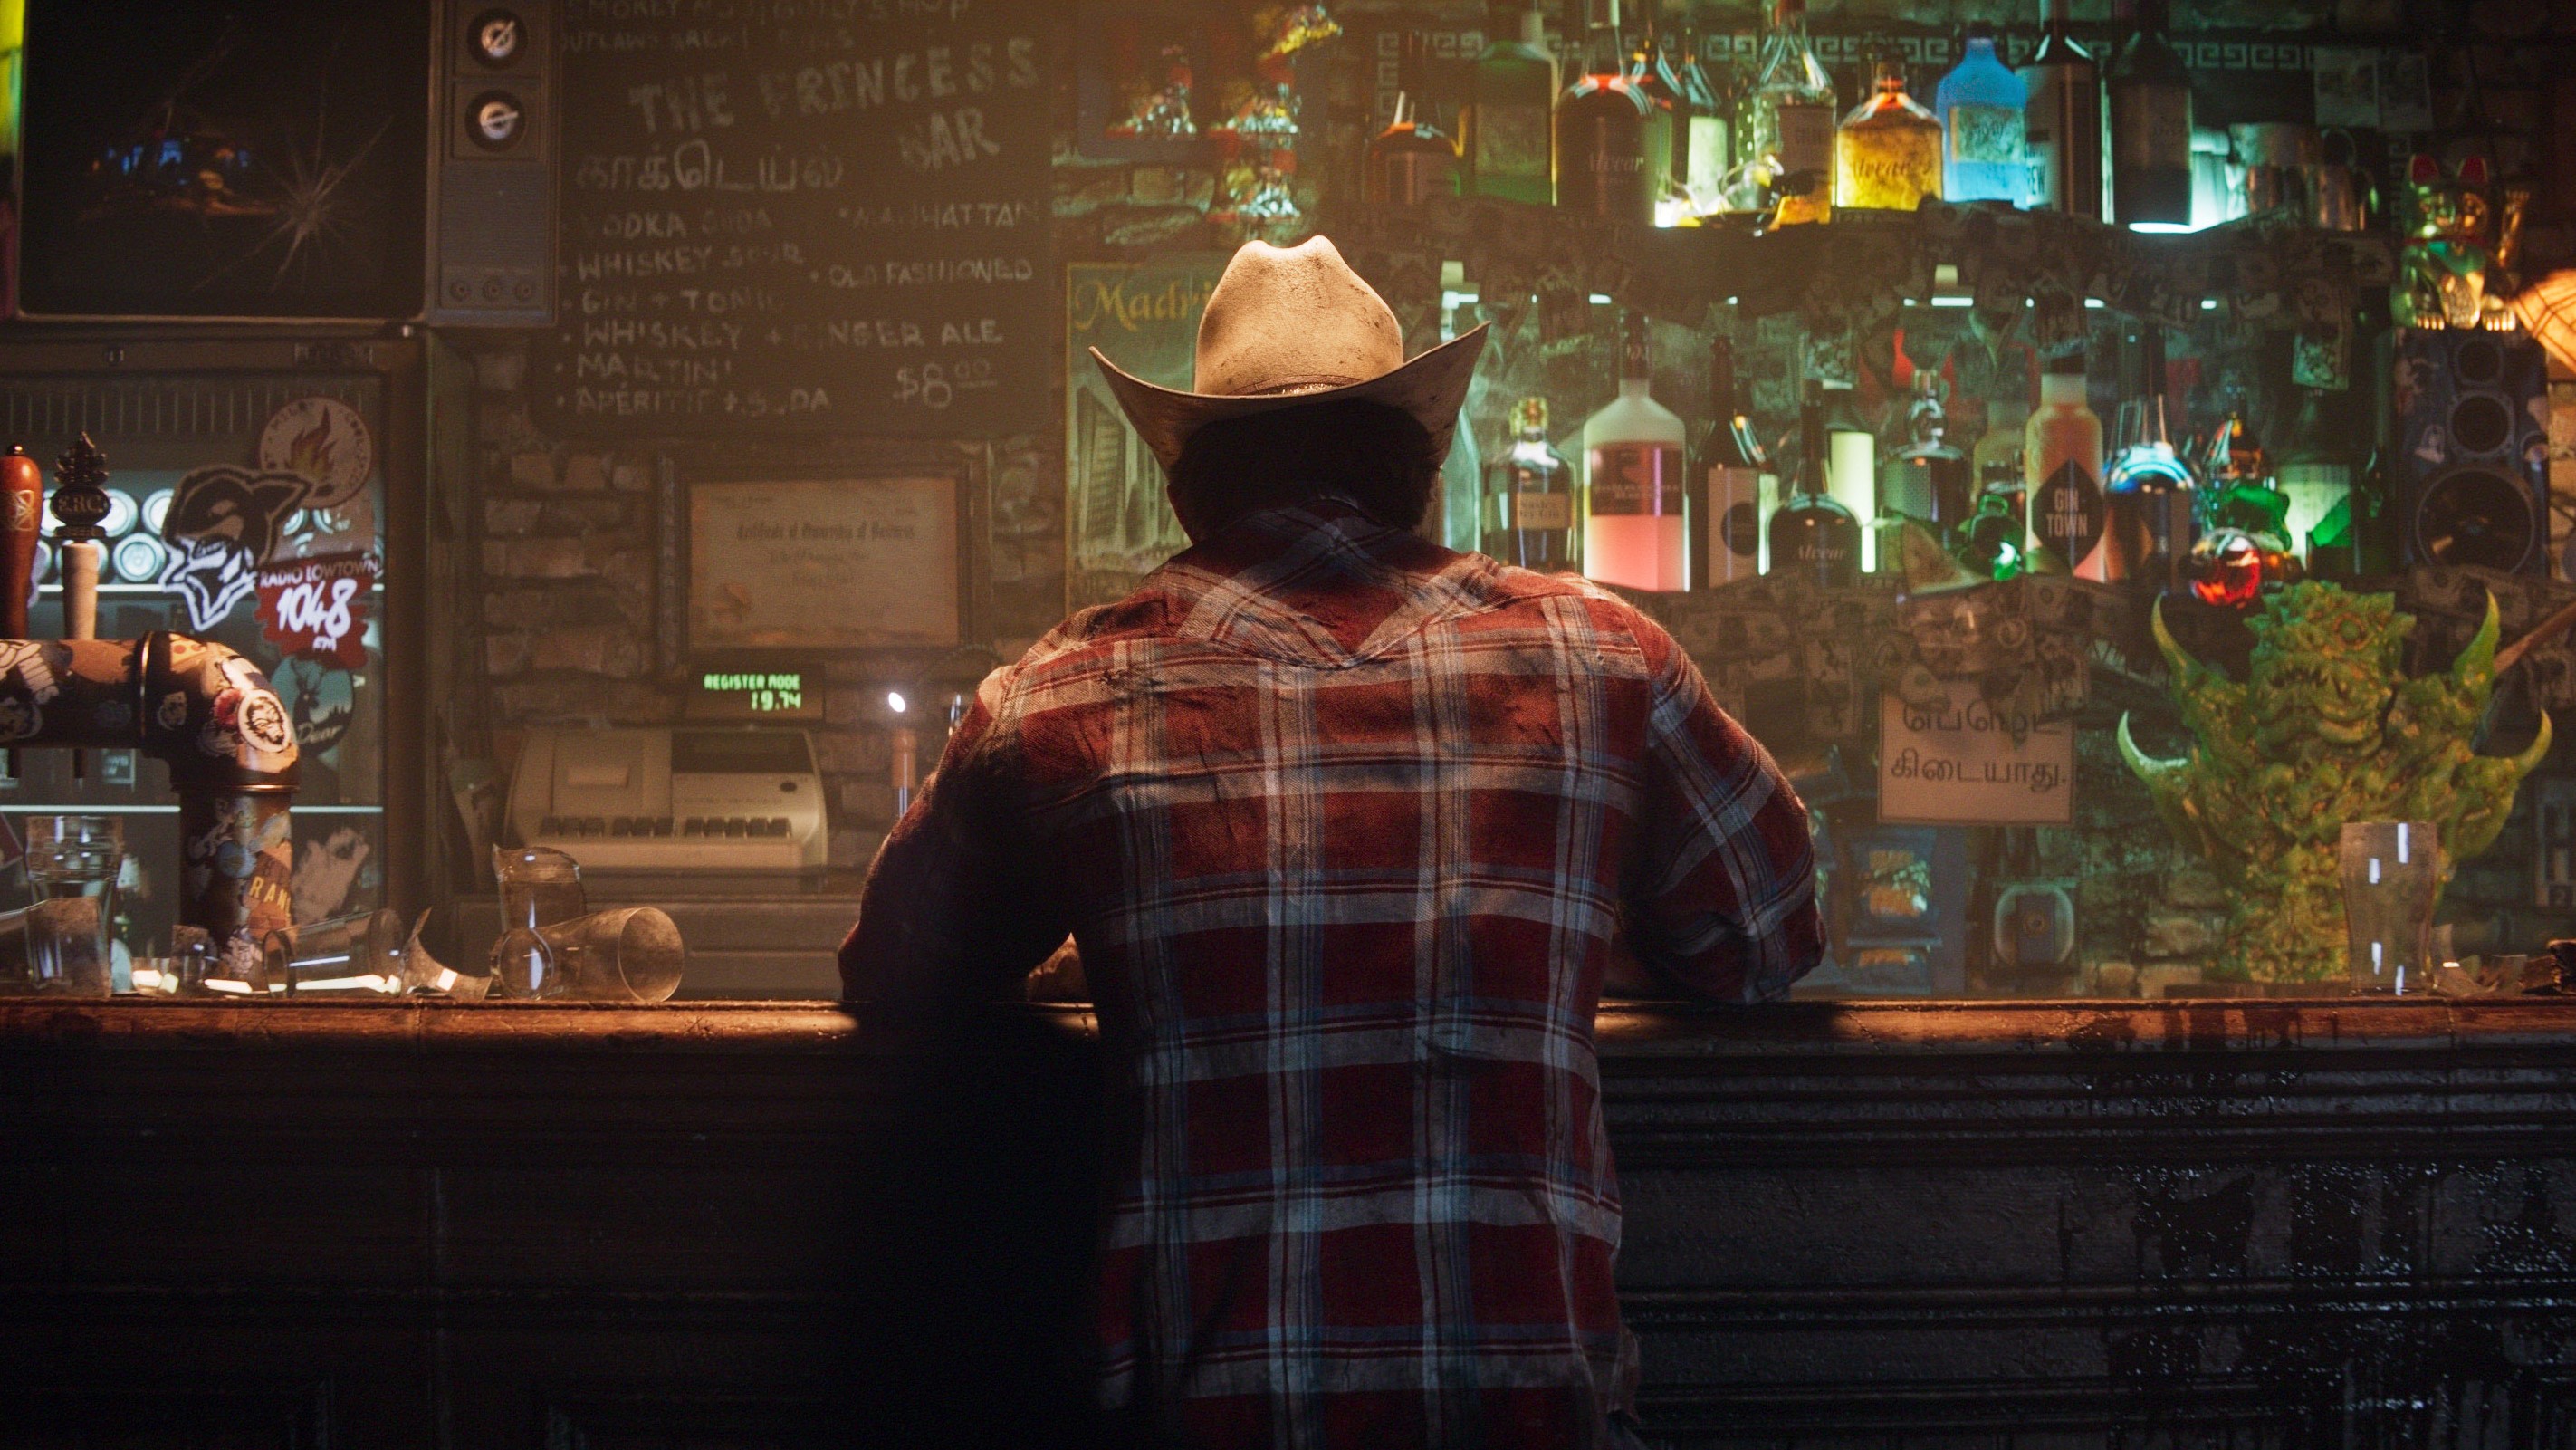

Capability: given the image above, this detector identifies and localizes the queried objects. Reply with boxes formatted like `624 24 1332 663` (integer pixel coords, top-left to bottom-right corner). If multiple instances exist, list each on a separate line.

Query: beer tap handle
52 434 111 783
0 446 38 783
0 445 38 641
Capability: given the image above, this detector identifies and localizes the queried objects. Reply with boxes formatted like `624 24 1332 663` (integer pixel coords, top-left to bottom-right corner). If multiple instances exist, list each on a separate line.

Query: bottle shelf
1328 195 2397 334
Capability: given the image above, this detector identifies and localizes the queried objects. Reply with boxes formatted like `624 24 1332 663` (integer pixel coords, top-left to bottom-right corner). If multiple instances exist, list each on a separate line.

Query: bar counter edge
9 997 2576 1448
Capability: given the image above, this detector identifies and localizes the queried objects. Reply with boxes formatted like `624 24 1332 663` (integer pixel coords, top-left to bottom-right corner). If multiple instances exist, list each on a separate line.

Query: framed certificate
685 475 964 655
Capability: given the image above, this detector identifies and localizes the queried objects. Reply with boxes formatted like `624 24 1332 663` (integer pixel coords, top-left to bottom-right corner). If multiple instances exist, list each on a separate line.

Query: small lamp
2511 271 2576 369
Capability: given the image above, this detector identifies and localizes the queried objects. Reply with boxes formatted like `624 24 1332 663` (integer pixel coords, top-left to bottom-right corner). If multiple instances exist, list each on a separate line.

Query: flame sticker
256 397 372 509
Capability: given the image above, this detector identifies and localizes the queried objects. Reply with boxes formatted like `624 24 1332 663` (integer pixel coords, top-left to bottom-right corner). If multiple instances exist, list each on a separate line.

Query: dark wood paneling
7 999 2576 1447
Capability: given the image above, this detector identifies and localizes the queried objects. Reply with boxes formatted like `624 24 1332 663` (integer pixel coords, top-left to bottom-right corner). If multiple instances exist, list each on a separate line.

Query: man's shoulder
1466 563 1682 658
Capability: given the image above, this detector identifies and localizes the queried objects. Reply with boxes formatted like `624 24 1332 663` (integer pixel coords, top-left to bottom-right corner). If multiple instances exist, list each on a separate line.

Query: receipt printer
506 728 828 878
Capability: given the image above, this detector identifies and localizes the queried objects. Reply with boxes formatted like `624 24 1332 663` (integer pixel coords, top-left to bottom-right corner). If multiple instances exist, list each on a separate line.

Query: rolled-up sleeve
839 684 1070 1011
1623 624 1825 1002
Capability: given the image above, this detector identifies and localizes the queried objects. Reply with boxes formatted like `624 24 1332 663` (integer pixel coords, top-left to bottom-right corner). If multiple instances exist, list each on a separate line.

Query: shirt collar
1147 495 1492 667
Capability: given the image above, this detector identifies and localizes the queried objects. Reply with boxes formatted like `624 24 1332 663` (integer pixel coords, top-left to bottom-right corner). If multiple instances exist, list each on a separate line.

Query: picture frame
684 473 968 658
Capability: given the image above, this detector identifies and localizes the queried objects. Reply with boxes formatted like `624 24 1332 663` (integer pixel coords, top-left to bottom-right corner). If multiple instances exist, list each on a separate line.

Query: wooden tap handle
0 446 38 640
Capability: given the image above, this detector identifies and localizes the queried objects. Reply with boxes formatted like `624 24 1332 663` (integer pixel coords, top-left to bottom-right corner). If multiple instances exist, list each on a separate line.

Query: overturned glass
258 909 488 1000
2339 821 2440 994
492 907 685 1003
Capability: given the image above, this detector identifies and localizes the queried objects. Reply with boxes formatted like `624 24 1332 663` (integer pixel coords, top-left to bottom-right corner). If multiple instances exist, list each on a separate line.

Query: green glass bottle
1462 5 1558 205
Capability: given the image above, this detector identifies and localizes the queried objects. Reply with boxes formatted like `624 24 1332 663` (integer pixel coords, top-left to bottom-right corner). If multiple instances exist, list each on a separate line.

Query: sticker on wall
290 824 372 925
257 397 373 510
158 465 315 631
270 654 355 758
254 552 373 667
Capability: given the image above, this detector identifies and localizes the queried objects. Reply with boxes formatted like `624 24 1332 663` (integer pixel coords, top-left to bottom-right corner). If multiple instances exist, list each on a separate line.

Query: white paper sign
1879 680 2075 826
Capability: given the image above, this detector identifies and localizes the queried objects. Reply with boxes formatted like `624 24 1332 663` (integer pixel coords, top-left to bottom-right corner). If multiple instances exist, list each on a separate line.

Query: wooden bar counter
7 996 2576 1447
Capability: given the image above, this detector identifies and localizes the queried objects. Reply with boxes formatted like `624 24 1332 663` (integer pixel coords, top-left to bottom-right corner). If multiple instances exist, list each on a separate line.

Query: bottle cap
1964 21 1995 41
2045 351 2087 375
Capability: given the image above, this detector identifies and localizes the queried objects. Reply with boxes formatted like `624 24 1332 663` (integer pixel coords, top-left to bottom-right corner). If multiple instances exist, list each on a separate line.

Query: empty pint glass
2339 821 2439 994
492 907 685 1003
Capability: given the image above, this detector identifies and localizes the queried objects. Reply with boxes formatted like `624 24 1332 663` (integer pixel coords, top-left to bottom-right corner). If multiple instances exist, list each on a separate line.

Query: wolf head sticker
158 466 313 631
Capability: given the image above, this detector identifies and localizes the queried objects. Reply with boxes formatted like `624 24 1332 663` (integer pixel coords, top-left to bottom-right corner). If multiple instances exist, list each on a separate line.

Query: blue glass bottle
1933 23 2026 204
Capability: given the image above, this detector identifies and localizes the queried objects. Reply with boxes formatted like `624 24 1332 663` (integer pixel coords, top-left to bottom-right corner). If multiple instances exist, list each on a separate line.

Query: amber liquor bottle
1365 32 1460 205
1485 397 1579 571
1835 54 1942 213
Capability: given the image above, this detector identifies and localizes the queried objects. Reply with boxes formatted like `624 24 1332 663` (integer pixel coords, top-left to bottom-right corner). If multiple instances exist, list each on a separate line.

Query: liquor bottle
1556 10 1657 226
2018 0 2101 218
2276 387 2354 568
1462 5 1557 205
1582 312 1688 590
1822 382 1879 571
1958 459 2029 581
1934 22 2025 205
1884 370 1972 542
1676 27 1732 216
1770 382 1859 587
1695 331 1774 586
1737 0 1835 226
1485 397 1579 571
2024 352 2103 576
2307 447 2391 583
1365 33 1461 206
1835 55 1941 213
2106 0 2193 226
2100 329 2196 593
1623 18 1683 225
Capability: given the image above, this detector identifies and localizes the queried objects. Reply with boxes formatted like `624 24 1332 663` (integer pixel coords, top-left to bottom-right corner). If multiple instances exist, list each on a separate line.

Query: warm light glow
2512 272 2576 374
886 691 907 715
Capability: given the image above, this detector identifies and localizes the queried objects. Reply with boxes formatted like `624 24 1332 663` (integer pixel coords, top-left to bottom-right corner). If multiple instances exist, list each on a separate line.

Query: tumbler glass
26 814 120 975
2340 821 2440 994
492 845 586 992
492 907 685 1003
0 897 111 997
263 909 408 997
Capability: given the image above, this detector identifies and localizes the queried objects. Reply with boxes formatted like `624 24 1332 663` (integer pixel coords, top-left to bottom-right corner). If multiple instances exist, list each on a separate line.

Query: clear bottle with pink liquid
1583 311 1690 591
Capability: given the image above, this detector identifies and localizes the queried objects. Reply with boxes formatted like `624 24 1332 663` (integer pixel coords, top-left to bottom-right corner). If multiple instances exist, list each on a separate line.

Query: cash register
505 727 829 883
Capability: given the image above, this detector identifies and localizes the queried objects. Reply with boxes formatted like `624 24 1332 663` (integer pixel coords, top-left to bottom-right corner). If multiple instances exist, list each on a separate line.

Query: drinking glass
0 897 111 998
263 909 407 997
492 907 685 1003
26 814 120 972
2340 821 2440 994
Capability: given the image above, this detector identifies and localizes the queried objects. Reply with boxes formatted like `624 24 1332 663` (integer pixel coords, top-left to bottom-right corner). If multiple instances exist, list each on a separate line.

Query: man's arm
839 687 1071 1011
1623 627 1825 1003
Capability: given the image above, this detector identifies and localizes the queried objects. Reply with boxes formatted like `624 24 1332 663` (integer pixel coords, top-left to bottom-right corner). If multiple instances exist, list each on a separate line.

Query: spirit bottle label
1949 103 2021 164
1774 101 1834 175
1514 490 1575 531
2035 458 2104 561
1587 443 1682 515
1475 104 1552 184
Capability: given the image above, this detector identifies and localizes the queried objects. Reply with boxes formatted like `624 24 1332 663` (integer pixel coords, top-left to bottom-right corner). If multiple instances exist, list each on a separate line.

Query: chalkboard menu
540 0 1049 438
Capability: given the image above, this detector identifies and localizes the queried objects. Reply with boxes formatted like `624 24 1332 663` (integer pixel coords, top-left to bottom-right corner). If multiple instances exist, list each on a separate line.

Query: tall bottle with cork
2025 351 2104 575
1462 5 1557 205
1582 311 1689 591
1695 331 1773 585
1737 0 1835 226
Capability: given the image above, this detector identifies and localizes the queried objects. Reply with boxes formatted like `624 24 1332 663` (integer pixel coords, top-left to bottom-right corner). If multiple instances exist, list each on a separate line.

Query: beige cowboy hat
1089 235 1488 473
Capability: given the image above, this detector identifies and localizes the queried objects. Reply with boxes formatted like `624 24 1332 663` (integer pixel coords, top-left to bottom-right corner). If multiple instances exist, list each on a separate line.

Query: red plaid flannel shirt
845 499 1823 1449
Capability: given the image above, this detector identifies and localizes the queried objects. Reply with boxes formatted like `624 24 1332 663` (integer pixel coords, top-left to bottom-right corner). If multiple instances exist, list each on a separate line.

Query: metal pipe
0 631 299 977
